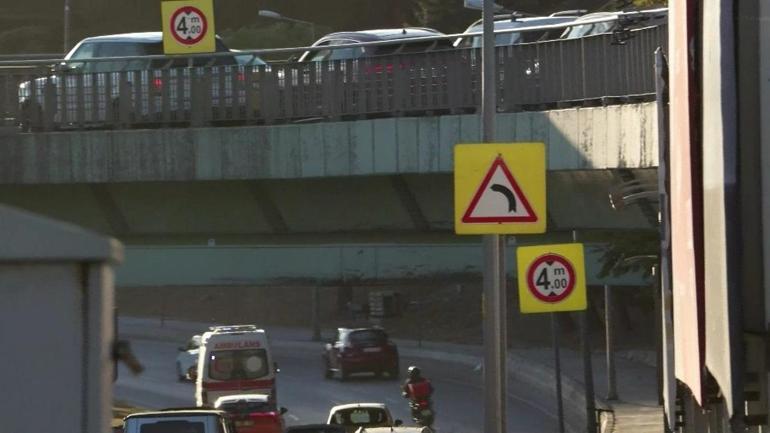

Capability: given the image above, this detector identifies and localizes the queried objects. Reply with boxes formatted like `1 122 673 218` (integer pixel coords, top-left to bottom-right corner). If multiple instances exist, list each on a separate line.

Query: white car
123 409 236 433
454 12 581 48
176 334 202 381
559 8 667 40
327 403 400 433
17 32 267 131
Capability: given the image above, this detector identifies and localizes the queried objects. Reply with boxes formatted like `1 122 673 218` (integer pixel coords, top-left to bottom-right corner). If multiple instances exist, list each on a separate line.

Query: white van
195 325 277 407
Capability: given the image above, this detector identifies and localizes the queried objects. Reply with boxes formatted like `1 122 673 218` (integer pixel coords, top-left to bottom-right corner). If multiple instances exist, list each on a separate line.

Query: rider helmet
407 366 421 380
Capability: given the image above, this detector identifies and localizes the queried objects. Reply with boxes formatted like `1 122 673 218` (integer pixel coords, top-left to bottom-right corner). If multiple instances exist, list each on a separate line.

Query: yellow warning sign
454 143 546 235
162 0 216 54
516 243 587 313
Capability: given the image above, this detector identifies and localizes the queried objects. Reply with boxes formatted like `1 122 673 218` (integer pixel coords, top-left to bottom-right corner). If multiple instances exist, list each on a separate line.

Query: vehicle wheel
19 101 40 132
19 116 30 133
176 362 185 382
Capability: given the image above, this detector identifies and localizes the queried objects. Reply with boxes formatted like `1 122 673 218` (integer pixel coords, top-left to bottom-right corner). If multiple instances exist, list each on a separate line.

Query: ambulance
195 325 277 407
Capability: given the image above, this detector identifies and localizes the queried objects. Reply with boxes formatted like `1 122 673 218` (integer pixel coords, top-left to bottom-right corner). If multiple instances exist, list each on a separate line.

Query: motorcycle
409 398 435 427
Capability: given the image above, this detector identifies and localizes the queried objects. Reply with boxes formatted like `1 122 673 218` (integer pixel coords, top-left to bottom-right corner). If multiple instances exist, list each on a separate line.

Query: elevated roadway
0 103 658 242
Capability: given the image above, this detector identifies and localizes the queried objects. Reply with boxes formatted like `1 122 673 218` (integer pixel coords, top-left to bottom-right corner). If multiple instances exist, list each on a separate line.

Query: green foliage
220 22 321 50
0 0 667 54
593 231 659 278
414 0 477 33
0 25 62 54
632 0 667 7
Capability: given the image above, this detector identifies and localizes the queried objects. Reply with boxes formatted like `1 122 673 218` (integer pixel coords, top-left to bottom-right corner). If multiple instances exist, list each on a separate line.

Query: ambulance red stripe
201 378 275 391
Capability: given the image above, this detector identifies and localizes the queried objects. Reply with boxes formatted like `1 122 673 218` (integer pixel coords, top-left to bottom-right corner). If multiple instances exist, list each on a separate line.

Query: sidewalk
118 317 663 433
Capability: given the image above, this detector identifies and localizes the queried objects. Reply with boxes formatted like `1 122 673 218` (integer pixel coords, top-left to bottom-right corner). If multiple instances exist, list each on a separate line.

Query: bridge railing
1 25 666 132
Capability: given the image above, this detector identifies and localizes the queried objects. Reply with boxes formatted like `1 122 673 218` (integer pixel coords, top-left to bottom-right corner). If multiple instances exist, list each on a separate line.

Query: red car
322 328 399 380
214 394 286 433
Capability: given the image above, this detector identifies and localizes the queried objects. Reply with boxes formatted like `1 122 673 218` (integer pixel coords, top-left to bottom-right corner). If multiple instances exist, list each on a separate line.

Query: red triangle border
461 156 538 223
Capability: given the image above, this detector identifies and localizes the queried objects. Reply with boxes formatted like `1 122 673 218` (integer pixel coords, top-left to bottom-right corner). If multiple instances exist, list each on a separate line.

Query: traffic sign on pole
161 0 216 54
454 143 546 235
516 243 587 313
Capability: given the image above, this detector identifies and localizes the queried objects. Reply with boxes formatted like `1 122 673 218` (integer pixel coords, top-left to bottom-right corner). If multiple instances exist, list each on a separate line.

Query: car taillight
237 72 246 81
153 78 163 90
250 412 280 421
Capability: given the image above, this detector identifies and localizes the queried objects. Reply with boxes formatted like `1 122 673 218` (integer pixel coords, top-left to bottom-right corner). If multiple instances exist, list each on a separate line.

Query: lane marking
287 414 300 421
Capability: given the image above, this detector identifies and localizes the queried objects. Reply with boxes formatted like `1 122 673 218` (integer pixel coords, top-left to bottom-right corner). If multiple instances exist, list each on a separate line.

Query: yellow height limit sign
516 243 587 313
162 0 216 54
454 143 546 235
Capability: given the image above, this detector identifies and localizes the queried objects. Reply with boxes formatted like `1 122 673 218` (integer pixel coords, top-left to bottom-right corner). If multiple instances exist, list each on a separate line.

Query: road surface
116 338 556 433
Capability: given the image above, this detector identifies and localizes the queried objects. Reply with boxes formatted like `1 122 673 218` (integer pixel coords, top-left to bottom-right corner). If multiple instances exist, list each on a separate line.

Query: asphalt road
115 338 556 433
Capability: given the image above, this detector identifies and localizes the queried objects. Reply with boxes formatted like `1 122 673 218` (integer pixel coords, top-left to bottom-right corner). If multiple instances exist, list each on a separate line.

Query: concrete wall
0 103 658 184
116 243 649 287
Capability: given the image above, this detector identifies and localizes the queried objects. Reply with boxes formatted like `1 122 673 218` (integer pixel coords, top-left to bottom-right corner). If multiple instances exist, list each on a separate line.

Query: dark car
322 328 399 380
297 28 451 63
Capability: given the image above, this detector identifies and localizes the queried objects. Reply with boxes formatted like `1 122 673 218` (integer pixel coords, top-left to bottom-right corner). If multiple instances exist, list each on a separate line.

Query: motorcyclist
402 366 434 422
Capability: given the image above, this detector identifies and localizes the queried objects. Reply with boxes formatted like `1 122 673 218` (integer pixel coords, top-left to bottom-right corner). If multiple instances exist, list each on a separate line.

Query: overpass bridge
0 26 664 286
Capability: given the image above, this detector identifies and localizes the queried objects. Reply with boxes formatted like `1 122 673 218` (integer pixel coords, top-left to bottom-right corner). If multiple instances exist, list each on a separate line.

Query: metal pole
604 284 618 400
483 235 505 433
552 313 565 433
482 2 504 433
63 0 71 53
312 286 321 341
575 230 596 433
655 47 677 431
653 265 663 405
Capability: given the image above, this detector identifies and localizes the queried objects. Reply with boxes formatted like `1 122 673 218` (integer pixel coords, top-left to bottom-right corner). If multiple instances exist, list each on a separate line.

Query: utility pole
63 0 72 53
481 1 506 433
605 284 618 400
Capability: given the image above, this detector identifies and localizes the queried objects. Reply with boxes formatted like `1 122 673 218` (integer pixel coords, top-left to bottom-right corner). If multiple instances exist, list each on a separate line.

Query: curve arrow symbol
490 183 517 213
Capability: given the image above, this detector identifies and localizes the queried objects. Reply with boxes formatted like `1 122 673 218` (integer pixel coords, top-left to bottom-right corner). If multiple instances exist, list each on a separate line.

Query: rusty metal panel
669 0 705 404
701 0 744 418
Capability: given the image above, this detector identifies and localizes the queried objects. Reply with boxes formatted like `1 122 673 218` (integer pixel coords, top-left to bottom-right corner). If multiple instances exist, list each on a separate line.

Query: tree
594 230 659 278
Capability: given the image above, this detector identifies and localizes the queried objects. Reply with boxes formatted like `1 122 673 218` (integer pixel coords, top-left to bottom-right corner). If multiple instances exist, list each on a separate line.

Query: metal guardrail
1 25 666 132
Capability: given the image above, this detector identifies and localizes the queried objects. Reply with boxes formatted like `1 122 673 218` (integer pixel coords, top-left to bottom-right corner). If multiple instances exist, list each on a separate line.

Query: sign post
455 4 548 432
480 1 503 432
454 141 546 433
161 0 216 55
516 243 586 432
516 243 586 313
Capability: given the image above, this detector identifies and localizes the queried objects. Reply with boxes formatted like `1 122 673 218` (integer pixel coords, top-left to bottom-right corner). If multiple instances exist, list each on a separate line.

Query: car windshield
209 349 269 380
460 18 575 47
234 54 267 66
219 400 274 414
561 20 617 39
139 420 206 433
332 408 388 426
348 330 387 345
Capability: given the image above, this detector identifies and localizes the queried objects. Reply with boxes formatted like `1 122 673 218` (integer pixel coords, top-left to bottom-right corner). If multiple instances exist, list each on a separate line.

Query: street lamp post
258 9 316 43
63 0 71 52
